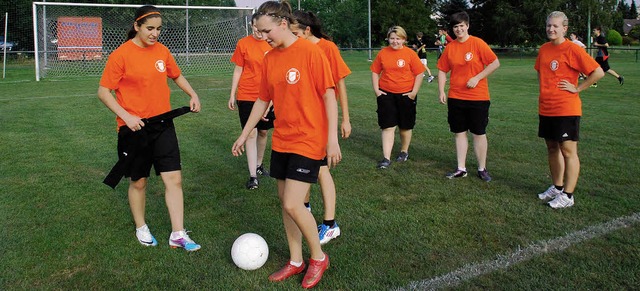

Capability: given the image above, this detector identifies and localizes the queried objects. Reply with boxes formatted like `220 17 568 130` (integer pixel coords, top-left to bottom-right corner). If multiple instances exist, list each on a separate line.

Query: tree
607 29 623 45
371 0 437 47
630 0 638 19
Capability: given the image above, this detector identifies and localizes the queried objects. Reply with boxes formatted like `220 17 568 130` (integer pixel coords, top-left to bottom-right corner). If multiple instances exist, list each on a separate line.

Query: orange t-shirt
316 38 351 87
535 40 600 117
259 39 335 160
437 36 497 101
370 46 425 93
230 35 272 101
99 40 180 129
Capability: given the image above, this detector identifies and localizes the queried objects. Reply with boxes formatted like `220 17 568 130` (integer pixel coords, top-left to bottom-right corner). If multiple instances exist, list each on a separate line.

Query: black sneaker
256 165 270 177
377 158 391 169
246 177 259 190
477 169 492 182
395 151 409 162
446 168 467 179
618 76 624 85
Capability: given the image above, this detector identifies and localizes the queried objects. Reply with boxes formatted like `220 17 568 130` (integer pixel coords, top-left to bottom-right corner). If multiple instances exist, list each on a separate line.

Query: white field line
398 212 640 290
0 87 228 101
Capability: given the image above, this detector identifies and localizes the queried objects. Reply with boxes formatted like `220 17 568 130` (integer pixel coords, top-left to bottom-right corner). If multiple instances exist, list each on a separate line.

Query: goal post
32 2 254 81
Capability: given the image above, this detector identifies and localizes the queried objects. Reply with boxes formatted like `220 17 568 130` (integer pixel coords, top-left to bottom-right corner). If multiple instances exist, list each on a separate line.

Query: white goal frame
32 2 254 81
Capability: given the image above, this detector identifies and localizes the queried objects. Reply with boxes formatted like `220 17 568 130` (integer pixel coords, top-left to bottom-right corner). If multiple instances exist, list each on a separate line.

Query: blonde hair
547 11 568 27
387 26 407 40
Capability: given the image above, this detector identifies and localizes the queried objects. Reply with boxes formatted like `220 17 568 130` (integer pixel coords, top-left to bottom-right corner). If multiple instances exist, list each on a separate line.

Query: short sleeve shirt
534 40 600 117
437 36 497 101
100 40 180 128
370 46 425 94
258 39 335 160
230 35 272 101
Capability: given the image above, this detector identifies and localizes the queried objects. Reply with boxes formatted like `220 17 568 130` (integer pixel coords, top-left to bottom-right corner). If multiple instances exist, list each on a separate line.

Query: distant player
592 26 624 87
535 11 604 208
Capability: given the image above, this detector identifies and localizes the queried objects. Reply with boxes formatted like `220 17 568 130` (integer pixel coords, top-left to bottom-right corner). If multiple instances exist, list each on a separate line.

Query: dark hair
292 10 331 40
126 5 161 41
256 0 293 25
449 11 469 28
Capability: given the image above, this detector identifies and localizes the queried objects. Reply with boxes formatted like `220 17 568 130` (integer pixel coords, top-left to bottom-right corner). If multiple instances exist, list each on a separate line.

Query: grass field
1 50 639 290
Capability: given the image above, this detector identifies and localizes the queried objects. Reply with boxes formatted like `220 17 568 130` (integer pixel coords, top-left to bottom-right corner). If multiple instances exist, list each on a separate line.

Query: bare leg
279 179 324 262
399 129 412 153
317 166 335 221
472 134 488 170
454 132 468 169
545 140 564 187
161 170 184 232
245 128 258 177
128 178 148 228
559 141 580 193
381 127 396 160
257 129 268 167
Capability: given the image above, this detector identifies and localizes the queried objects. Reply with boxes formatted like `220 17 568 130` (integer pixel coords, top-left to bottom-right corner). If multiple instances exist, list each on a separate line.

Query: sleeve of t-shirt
409 51 426 76
230 43 245 66
258 59 272 103
437 48 451 72
571 46 600 75
326 43 351 81
370 51 383 74
478 39 498 66
165 48 181 79
99 52 124 90
534 52 541 72
313 50 336 97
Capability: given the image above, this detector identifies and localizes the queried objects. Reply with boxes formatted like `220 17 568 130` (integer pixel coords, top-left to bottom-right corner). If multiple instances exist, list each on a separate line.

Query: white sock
478 167 485 171
458 167 467 172
290 260 303 267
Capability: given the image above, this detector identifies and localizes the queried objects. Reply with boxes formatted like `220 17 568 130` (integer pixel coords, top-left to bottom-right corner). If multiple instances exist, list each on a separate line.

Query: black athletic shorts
447 98 490 135
376 90 417 130
238 100 275 130
538 115 580 142
270 150 322 184
595 56 610 72
118 121 181 181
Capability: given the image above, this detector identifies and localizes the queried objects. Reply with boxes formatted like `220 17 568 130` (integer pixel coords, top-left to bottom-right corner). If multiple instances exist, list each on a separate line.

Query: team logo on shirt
465 52 473 61
286 68 301 84
155 60 166 72
550 60 559 71
396 59 406 67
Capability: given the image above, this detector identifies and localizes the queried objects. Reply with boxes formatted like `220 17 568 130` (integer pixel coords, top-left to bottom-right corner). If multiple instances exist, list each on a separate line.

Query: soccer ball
231 233 269 270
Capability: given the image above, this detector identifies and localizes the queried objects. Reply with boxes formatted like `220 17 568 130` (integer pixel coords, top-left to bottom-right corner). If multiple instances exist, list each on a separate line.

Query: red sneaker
268 262 306 282
301 253 329 289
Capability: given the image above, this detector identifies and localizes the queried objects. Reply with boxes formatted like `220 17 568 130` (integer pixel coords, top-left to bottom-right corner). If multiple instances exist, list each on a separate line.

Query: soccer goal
32 2 254 81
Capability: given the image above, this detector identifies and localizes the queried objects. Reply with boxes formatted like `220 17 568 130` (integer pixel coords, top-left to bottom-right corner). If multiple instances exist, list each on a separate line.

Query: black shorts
538 115 580 142
270 150 322 184
118 121 181 181
595 56 610 72
447 98 490 135
376 90 417 129
238 101 275 130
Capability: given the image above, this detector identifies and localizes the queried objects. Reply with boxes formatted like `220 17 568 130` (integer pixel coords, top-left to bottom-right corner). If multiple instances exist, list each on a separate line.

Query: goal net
32 2 254 80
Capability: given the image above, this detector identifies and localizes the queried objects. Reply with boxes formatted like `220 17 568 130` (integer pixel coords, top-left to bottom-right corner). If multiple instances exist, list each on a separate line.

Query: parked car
0 37 15 51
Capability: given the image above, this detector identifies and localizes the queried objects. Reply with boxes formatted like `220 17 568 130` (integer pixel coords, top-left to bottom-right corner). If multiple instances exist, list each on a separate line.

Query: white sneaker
548 193 574 209
318 223 341 245
538 185 562 201
427 75 435 83
136 224 158 247
169 230 201 251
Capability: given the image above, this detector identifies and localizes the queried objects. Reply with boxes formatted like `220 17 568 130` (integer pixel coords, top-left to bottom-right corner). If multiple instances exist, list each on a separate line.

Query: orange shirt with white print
535 40 600 117
316 38 351 90
259 38 335 160
100 40 180 129
437 36 497 101
370 46 425 94
230 35 272 101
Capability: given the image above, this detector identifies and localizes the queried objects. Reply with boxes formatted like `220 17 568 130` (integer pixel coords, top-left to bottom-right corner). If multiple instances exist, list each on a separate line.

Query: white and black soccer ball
231 233 269 270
